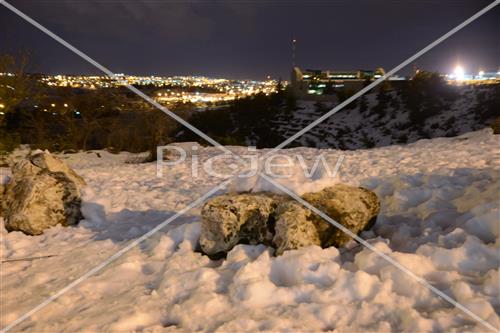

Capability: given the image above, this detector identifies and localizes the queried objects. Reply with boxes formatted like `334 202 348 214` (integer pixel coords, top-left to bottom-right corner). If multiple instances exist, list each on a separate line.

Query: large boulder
2 152 86 235
29 152 85 186
273 200 321 255
199 184 380 256
199 193 281 257
275 184 380 254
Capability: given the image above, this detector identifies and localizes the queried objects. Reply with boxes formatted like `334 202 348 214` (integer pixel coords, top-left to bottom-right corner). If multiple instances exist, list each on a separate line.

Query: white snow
1 129 499 332
270 86 496 149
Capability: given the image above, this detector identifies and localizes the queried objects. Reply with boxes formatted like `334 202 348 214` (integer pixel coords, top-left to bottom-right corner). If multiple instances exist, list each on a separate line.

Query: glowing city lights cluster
34 74 280 107
446 65 500 84
38 74 279 103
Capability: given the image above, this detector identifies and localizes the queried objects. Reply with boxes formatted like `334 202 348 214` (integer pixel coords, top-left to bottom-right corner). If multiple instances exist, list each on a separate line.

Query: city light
0 103 5 109
37 74 281 107
39 74 278 91
454 65 465 81
445 65 500 85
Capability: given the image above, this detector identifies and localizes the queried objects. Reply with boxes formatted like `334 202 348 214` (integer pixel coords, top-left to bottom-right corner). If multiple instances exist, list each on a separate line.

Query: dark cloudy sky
1 0 498 80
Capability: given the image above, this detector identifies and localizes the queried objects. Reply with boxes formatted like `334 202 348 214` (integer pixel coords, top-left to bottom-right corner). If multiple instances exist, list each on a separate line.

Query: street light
454 65 465 81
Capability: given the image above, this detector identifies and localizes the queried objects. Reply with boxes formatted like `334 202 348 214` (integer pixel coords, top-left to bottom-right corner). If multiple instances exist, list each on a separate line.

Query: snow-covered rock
200 185 379 256
29 151 86 187
2 152 85 235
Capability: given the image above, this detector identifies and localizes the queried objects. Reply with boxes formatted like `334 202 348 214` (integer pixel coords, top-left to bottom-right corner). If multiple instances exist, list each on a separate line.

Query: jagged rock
300 184 380 248
200 184 380 256
199 193 283 256
273 200 321 255
29 152 86 186
11 158 41 180
2 152 85 235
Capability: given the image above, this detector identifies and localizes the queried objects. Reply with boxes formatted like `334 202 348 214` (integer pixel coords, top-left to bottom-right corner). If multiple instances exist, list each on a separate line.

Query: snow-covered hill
1 129 499 332
270 84 499 149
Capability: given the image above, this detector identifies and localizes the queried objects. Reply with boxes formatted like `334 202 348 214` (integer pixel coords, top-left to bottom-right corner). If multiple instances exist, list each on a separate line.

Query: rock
2 152 85 235
301 184 380 248
11 158 41 180
199 193 282 256
200 184 380 256
273 200 321 255
29 152 86 187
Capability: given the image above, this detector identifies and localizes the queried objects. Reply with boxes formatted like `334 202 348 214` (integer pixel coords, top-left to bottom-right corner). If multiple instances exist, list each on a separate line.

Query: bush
400 71 458 126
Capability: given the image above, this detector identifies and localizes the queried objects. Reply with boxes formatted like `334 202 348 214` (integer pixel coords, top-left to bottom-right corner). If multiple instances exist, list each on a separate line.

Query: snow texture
1 129 499 332
269 86 497 149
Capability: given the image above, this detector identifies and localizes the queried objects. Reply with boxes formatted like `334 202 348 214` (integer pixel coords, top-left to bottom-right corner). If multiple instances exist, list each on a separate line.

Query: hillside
178 81 499 150
272 84 499 149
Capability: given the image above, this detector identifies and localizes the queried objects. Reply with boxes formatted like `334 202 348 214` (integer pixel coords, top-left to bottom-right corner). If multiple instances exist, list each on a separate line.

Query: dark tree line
0 54 183 160
177 85 294 148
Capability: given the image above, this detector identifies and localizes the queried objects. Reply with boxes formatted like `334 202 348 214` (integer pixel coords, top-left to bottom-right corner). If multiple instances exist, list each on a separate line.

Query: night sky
1 0 498 80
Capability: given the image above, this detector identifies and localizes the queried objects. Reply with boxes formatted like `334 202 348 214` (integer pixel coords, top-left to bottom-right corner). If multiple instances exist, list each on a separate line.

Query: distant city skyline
1 0 498 80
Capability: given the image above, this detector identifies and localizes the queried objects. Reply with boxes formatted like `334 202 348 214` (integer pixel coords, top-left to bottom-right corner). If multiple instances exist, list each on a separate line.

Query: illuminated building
291 67 389 100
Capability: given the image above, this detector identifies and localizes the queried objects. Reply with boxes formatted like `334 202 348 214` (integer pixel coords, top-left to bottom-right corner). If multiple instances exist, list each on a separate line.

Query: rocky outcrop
2 152 86 235
200 184 380 256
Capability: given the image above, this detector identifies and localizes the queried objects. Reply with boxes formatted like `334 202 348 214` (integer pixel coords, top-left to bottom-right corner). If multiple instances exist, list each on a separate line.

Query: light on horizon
454 65 465 81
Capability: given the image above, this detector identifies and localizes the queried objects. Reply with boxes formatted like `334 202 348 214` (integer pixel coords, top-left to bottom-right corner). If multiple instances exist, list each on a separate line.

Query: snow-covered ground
270 85 497 149
1 129 499 332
